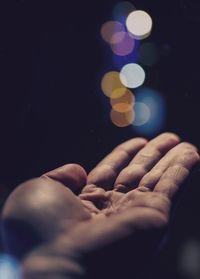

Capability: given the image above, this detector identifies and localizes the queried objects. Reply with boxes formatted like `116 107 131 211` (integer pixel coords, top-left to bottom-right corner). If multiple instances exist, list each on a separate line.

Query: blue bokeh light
112 1 136 24
133 102 151 126
132 87 166 136
0 254 21 279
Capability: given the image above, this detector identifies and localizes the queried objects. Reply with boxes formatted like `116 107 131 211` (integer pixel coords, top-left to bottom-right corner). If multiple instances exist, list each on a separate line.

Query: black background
0 0 200 278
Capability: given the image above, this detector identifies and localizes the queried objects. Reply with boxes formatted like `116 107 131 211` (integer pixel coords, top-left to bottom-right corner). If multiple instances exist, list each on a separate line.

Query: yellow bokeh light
110 89 135 112
110 87 128 99
101 71 126 98
126 10 153 40
100 21 125 44
110 109 135 127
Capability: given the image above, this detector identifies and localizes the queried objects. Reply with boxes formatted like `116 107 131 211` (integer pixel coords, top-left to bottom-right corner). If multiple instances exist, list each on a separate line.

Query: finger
42 164 87 194
85 137 147 191
114 133 180 192
153 148 199 199
138 142 198 190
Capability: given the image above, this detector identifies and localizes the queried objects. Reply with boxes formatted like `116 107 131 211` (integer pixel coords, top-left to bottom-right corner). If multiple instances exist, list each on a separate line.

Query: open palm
2 133 199 279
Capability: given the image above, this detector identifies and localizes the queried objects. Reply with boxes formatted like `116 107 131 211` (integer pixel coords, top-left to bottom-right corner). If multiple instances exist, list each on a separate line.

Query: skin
1 133 199 279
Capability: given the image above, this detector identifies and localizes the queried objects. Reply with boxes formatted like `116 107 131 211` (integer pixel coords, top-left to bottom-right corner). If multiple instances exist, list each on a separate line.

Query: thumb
42 164 87 194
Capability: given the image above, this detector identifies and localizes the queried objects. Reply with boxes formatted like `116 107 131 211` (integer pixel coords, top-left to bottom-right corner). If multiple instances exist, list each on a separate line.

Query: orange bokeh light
101 71 126 98
110 89 135 112
110 109 135 127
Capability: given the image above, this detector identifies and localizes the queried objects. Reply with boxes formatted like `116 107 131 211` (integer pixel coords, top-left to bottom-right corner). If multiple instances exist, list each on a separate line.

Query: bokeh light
126 10 153 40
111 31 135 56
179 239 200 278
101 71 126 98
132 87 166 136
133 102 151 126
113 1 136 23
110 32 126 45
112 39 140 70
110 87 127 99
110 109 135 127
0 254 21 279
120 63 145 88
139 42 160 66
100 21 125 44
110 89 135 112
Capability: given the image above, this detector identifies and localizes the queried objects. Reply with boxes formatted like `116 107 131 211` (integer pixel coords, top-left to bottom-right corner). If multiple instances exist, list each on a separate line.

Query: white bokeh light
179 239 200 277
120 63 145 88
126 10 153 40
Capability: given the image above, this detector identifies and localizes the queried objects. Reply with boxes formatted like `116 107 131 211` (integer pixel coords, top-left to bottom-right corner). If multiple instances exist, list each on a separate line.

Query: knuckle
135 147 161 164
115 165 146 187
139 169 162 187
113 148 130 160
166 165 187 179
126 165 147 178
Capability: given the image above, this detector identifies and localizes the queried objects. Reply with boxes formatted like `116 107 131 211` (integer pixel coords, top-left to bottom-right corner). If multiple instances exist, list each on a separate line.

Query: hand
1 133 199 279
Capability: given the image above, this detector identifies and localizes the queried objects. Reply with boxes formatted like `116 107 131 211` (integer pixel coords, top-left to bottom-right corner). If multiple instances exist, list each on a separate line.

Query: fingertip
135 137 148 144
179 142 199 152
158 132 181 143
42 164 87 193
115 137 148 153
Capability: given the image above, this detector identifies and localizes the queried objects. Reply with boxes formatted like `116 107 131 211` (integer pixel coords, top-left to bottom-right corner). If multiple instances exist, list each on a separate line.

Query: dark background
0 0 200 278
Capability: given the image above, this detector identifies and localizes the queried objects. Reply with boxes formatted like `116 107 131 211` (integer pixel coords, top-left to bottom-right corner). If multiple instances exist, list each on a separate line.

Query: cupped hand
1 133 199 279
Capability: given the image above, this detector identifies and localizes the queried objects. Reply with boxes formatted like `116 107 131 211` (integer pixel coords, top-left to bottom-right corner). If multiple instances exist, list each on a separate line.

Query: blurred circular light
112 39 140 70
133 102 151 126
110 87 128 99
101 21 125 44
110 89 135 112
132 87 166 136
101 71 126 98
179 239 200 277
110 109 135 127
113 1 136 23
0 254 21 279
120 63 145 88
126 10 153 40
110 31 126 45
139 42 160 66
111 32 135 56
